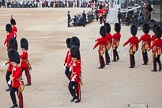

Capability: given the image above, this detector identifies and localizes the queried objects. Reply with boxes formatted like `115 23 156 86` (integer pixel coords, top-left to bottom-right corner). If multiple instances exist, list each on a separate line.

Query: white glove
71 75 77 81
64 63 67 67
63 66 66 70
8 80 11 85
2 61 7 66
69 67 72 72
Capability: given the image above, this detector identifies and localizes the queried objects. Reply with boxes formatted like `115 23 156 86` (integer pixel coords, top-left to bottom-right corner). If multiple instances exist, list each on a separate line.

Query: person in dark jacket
82 10 86 27
118 8 121 24
67 11 71 27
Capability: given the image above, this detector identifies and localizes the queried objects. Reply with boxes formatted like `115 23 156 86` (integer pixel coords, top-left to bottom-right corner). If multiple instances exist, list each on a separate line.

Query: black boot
98 66 104 69
25 83 31 86
151 70 157 72
71 97 77 102
129 66 134 68
6 88 10 91
75 99 81 103
10 104 18 108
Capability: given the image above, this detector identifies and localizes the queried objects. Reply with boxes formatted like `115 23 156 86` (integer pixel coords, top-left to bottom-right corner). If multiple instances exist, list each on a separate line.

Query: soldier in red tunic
4 24 14 49
98 5 103 24
5 38 18 91
104 23 112 65
93 26 107 69
123 25 139 68
112 23 121 62
139 24 151 65
149 26 162 72
68 45 81 103
20 38 31 86
10 15 17 38
151 25 158 64
8 49 23 108
69 36 80 77
64 38 72 79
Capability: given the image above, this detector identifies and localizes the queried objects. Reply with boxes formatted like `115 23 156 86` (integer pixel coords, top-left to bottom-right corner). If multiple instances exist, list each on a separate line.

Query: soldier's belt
106 43 111 50
99 45 106 56
141 42 149 52
130 45 137 54
154 47 162 57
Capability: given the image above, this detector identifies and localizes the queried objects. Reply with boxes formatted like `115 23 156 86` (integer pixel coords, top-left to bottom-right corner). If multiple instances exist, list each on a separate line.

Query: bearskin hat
10 18 16 25
153 24 158 33
6 24 12 33
155 26 161 39
143 23 150 34
114 23 121 33
70 36 80 48
130 25 137 36
100 26 106 37
20 38 28 50
70 45 80 59
105 23 111 33
99 5 102 9
66 38 71 48
8 37 18 50
8 49 20 64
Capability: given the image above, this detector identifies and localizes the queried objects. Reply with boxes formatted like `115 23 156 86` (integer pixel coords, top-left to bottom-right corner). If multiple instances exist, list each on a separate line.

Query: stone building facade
148 0 162 22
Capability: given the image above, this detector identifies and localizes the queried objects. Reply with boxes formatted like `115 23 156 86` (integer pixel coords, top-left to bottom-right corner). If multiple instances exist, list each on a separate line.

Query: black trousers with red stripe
10 87 23 108
22 67 31 84
68 81 81 101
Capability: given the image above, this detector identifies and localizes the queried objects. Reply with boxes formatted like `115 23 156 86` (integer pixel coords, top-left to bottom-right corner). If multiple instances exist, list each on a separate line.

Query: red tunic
139 34 151 51
98 9 103 17
12 25 17 37
6 60 13 72
93 37 106 55
149 38 162 56
112 32 121 48
70 59 81 83
12 65 22 88
105 33 112 50
4 33 14 48
64 49 72 68
93 37 107 49
93 37 107 56
123 36 139 52
20 51 28 68
151 34 157 53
